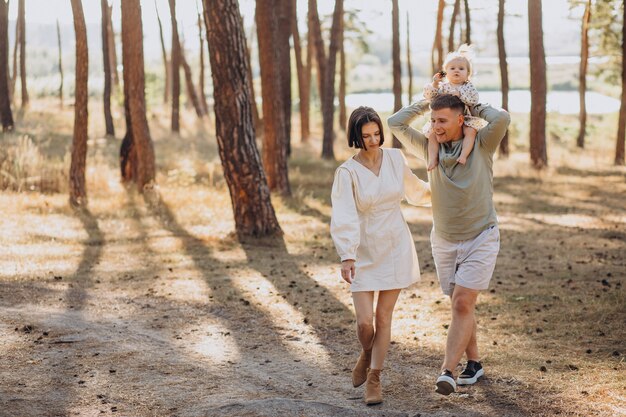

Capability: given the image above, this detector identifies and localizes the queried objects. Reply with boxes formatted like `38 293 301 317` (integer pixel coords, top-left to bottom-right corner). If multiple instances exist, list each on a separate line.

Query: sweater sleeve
400 151 431 207
387 101 431 161
330 167 360 262
472 103 511 154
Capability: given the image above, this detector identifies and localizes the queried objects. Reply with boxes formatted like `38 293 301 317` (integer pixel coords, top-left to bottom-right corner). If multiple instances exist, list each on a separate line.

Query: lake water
344 90 620 115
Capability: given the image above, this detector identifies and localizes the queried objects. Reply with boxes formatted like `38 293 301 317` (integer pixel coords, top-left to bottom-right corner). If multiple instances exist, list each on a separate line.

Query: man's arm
472 103 511 154
387 101 430 161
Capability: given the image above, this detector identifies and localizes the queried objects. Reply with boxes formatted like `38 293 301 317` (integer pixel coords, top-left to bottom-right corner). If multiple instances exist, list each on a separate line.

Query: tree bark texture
203 0 282 237
616 0 626 165
309 0 326 107
121 0 156 189
338 13 346 132
256 0 291 195
18 0 28 107
180 45 205 118
406 11 413 104
278 0 292 157
292 0 310 141
320 0 343 160
69 0 89 207
101 0 115 137
432 0 445 74
0 0 14 131
155 0 170 104
392 0 402 148
168 0 181 132
56 19 64 107
10 7 18 102
106 4 119 87
577 0 591 148
448 0 461 52
198 11 209 115
464 0 471 44
528 0 547 168
497 0 509 157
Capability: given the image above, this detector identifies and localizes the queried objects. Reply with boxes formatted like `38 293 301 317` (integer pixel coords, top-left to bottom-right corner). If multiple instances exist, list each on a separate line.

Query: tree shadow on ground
142 194 348 401
0 207 105 416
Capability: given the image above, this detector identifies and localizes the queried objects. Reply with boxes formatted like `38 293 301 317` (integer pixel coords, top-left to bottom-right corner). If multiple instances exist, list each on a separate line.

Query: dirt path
1 155 625 417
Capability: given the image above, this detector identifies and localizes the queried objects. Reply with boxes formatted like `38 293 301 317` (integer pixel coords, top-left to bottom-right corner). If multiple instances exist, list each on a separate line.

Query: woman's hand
340 259 356 284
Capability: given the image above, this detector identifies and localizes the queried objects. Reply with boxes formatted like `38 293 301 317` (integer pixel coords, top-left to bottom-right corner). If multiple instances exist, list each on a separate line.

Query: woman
330 106 430 405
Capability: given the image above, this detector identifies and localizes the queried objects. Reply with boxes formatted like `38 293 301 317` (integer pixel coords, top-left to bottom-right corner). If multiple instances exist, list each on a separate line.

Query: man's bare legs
465 318 479 362
441 285 479 373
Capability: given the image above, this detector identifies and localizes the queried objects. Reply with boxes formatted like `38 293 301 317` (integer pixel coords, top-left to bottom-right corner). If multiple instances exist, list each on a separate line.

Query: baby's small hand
432 71 445 84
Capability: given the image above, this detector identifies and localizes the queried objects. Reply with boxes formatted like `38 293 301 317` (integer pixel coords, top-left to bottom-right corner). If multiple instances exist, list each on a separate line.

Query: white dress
330 148 431 292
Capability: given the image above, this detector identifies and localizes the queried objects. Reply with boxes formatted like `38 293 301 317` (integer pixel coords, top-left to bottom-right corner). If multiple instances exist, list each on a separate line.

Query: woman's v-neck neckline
353 149 385 178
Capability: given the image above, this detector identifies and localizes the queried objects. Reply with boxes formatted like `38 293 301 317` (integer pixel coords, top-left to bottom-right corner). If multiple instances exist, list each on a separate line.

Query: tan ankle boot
351 349 371 387
365 368 383 405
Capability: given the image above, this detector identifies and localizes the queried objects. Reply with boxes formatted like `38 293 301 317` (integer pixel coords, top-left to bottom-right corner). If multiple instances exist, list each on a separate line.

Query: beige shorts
430 225 500 296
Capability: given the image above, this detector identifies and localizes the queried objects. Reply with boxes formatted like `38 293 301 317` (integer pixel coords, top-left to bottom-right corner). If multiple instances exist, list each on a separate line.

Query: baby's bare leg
457 126 477 165
427 132 439 171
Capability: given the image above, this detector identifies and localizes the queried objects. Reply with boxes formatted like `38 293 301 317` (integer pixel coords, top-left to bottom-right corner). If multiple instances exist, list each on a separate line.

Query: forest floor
0 101 625 417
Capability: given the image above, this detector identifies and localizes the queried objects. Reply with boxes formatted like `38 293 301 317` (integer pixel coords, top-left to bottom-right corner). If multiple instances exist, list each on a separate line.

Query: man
388 95 510 395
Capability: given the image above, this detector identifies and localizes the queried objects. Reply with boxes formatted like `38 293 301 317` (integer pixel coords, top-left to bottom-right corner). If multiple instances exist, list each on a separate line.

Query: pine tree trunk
432 0 445 73
10 7 18 103
497 0 509 157
292 0 310 141
406 11 413 104
120 0 156 190
180 45 205 118
338 10 346 132
392 0 402 148
101 0 115 137
448 0 461 52
616 0 626 165
107 4 119 87
320 0 342 160
56 19 64 107
120 72 137 183
244 32 262 134
305 24 313 134
577 0 591 149
256 0 291 195
155 1 170 104
168 0 181 132
197 11 209 115
18 0 28 108
278 0 292 158
0 0 14 131
203 0 282 237
528 0 547 169
69 0 89 207
464 0 471 44
309 0 326 108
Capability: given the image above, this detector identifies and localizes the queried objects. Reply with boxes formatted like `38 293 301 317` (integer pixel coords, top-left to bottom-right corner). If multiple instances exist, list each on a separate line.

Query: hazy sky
5 0 582 60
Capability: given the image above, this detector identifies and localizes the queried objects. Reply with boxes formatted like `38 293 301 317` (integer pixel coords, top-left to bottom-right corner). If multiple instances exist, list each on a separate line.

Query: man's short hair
430 94 465 114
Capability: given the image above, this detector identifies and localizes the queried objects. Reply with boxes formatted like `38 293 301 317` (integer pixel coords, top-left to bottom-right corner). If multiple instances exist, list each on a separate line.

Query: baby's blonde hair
443 44 474 79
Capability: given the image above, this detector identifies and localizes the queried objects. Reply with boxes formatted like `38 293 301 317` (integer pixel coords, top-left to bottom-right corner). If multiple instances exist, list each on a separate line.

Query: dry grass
0 99 624 417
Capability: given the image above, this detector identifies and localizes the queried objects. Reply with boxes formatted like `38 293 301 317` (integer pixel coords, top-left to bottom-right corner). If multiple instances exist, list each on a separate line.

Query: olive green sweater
388 101 510 241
